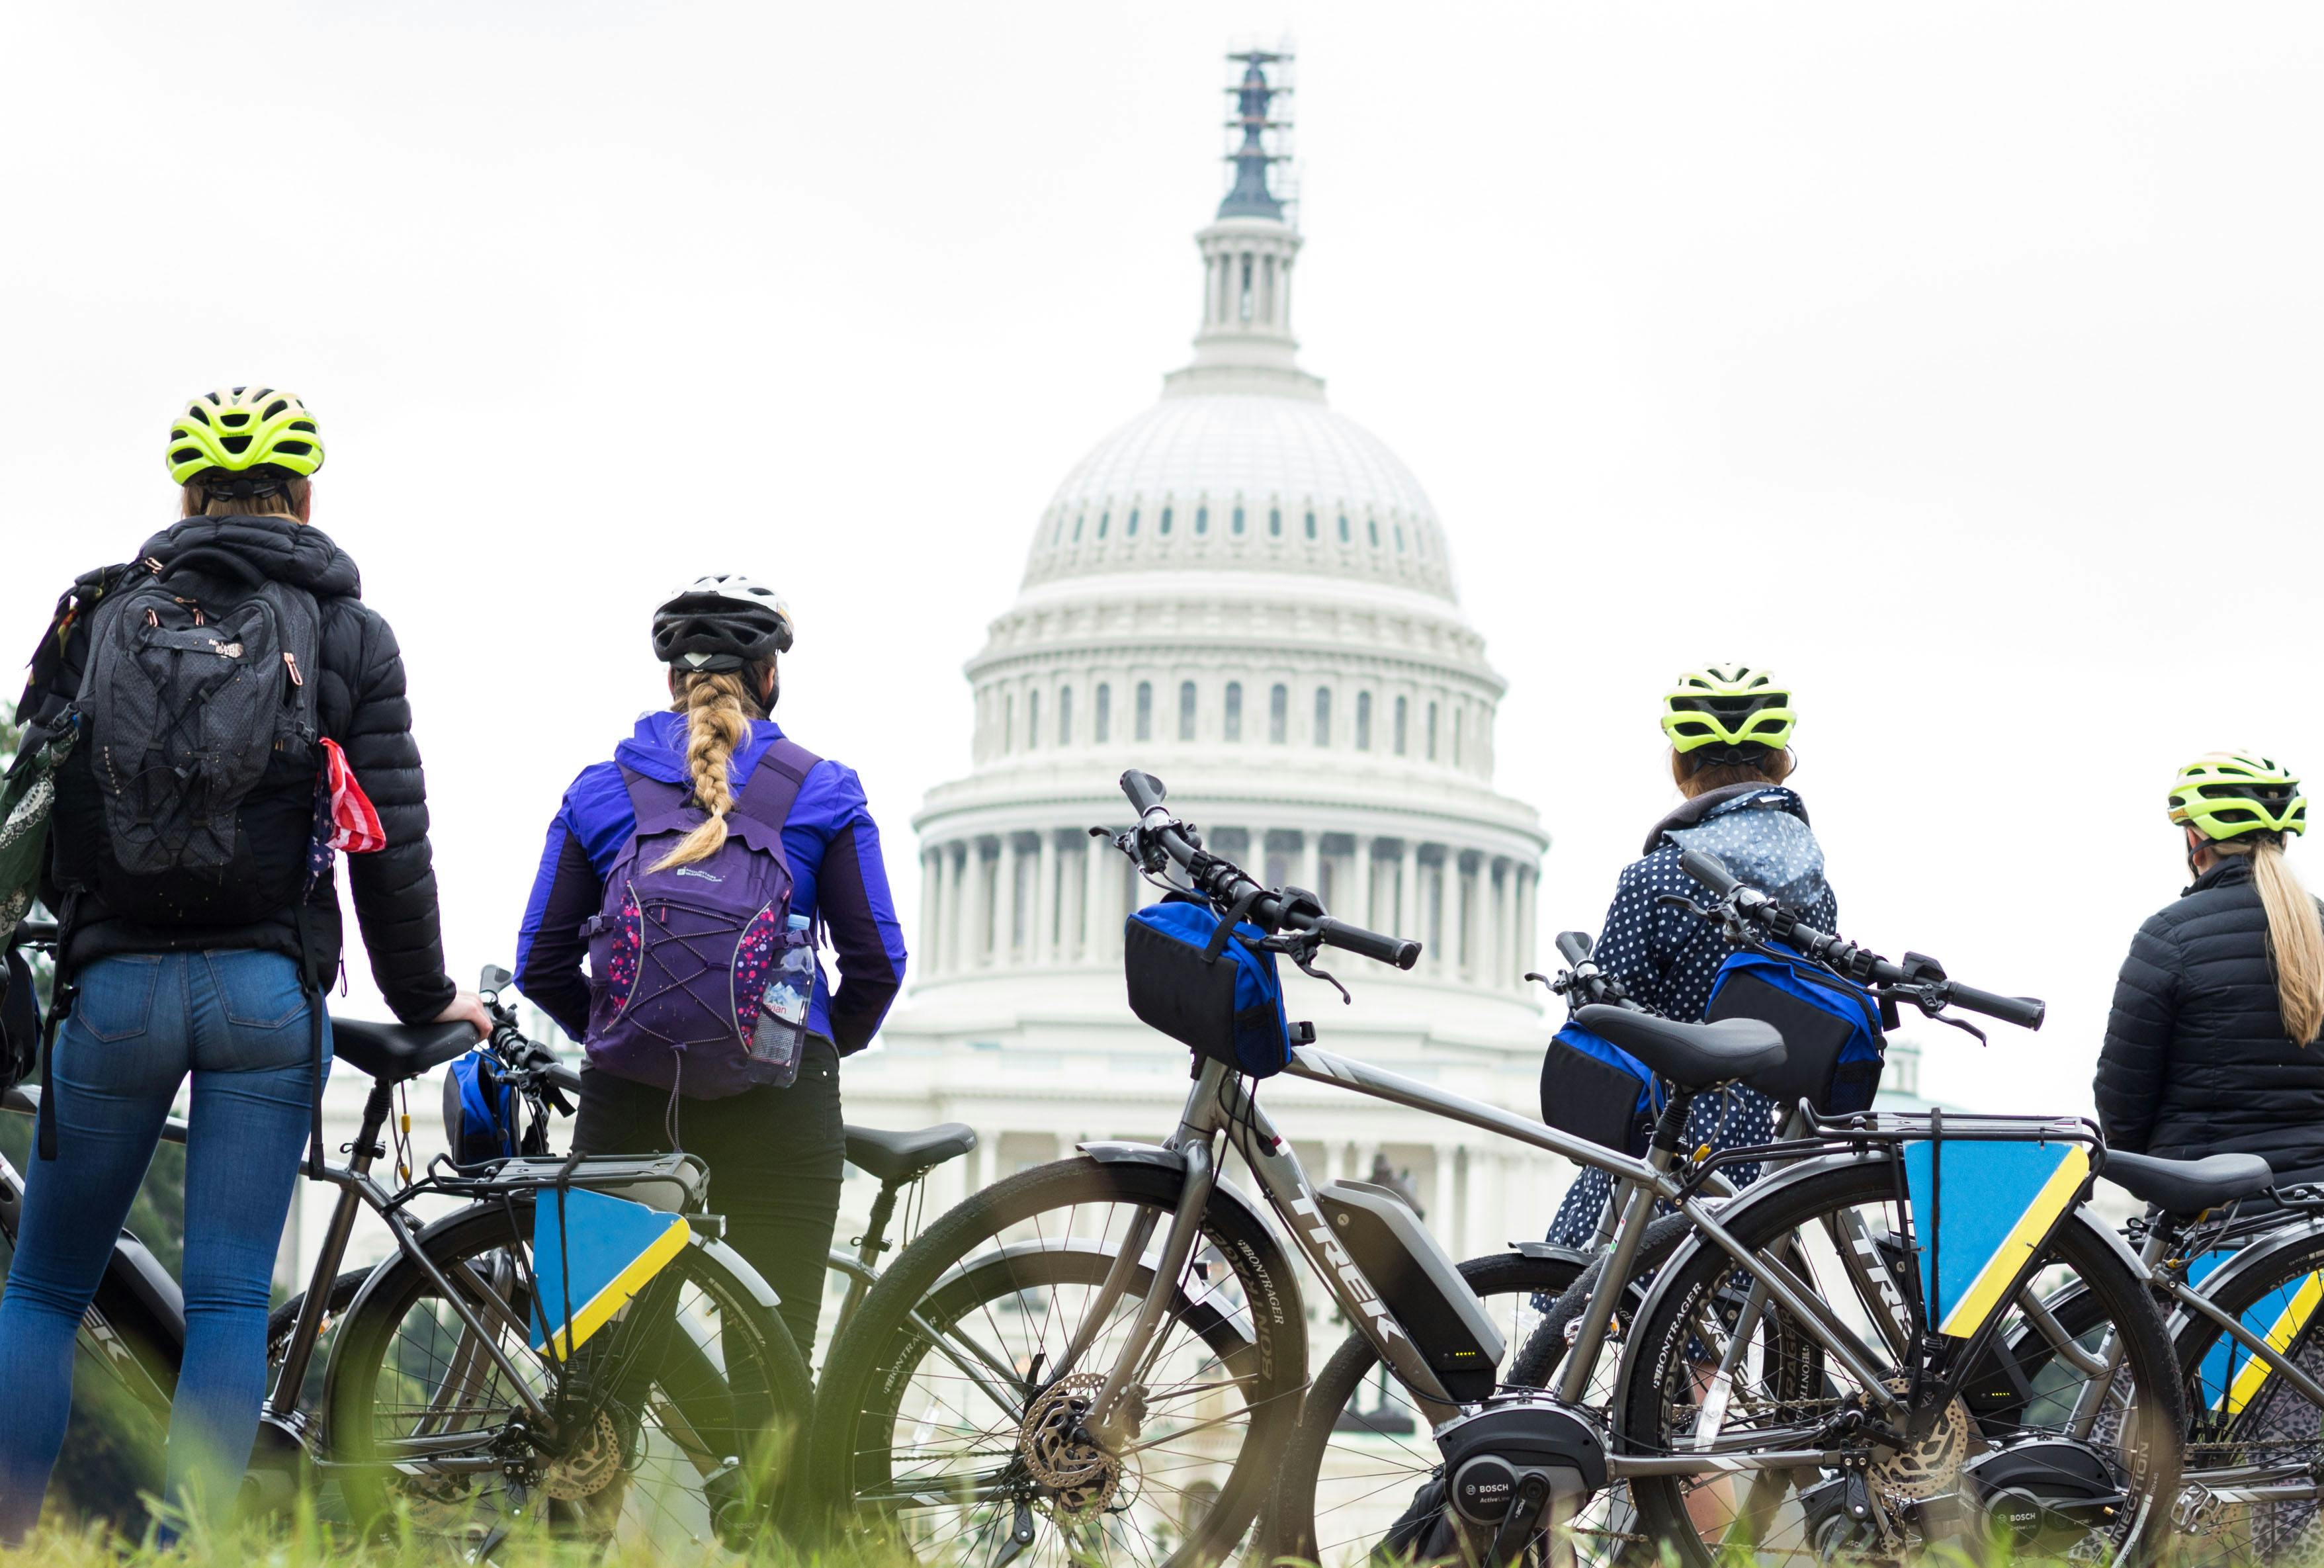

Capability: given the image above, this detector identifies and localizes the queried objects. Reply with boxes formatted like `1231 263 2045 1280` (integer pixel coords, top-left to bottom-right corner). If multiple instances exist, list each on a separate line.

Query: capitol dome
1025 394 1456 602
843 50 1561 1292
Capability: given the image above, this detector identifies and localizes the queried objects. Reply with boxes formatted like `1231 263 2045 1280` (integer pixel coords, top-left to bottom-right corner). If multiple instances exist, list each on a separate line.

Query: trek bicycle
810 769 2190 1568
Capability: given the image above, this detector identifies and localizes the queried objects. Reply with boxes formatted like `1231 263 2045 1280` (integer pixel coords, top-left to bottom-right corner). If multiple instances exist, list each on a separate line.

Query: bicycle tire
1263 1250 1583 1568
1617 1157 2182 1567
326 1199 813 1555
808 1154 1306 1568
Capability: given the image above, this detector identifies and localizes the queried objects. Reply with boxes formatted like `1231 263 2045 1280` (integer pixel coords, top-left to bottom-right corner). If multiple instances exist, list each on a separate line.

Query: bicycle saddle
2101 1149 2274 1215
1573 1004 1786 1090
845 1123 977 1187
332 1018 482 1083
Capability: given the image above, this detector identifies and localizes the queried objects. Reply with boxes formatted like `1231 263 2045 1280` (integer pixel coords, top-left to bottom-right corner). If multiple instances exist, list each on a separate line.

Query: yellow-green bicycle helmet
165 387 325 487
2168 751 2307 841
1660 665 1794 762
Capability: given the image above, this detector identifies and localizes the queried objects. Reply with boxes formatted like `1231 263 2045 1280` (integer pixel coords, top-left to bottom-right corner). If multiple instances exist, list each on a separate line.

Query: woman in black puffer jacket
2094 751 2324 1176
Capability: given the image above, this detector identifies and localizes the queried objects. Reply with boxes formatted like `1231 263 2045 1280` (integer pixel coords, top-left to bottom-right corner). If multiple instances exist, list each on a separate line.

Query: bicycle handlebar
1680 848 2045 1030
1119 770 1422 970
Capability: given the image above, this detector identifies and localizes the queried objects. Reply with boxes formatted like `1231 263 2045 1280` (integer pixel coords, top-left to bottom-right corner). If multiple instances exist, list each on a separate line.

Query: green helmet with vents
2168 751 2307 841
1660 665 1794 760
165 387 325 487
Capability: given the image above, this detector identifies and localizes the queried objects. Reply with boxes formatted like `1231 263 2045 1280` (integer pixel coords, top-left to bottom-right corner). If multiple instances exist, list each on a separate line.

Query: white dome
1022 393 1458 602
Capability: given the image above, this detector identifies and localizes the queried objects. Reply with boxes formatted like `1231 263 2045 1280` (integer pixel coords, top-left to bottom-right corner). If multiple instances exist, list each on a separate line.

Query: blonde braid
650 671 757 871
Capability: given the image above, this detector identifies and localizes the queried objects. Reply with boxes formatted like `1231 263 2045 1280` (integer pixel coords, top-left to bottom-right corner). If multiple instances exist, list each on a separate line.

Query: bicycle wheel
2169 1220 2324 1565
327 1199 813 1557
1617 1157 2182 1567
1264 1250 1582 1568
809 1154 1307 1568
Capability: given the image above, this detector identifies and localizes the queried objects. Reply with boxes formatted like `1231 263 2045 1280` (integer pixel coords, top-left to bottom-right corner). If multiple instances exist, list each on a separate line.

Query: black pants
572 1040 844 1361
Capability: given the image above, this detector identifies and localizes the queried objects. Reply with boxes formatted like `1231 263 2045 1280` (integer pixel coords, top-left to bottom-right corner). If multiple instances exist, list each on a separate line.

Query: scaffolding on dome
1219 40 1298 224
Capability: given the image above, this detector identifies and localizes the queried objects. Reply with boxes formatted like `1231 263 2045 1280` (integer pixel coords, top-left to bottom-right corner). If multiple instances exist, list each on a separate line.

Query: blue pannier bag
1123 894 1291 1078
441 1049 545 1168
1539 1020 1665 1154
1705 947 1886 1115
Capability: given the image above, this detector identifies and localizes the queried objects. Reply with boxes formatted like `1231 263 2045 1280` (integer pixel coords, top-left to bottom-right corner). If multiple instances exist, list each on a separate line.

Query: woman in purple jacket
515 576 908 1358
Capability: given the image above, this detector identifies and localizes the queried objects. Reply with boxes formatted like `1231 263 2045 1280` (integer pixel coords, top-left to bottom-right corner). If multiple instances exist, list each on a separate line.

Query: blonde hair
2212 834 2324 1045
1671 746 1795 799
181 476 310 519
650 668 766 871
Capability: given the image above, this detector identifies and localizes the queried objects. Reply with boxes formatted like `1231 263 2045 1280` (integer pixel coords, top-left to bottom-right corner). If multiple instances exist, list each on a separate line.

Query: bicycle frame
1060 1047 1933 1481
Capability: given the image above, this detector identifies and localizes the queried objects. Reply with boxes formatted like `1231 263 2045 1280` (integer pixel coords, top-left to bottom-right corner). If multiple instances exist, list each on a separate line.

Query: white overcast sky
5 3 2320 1119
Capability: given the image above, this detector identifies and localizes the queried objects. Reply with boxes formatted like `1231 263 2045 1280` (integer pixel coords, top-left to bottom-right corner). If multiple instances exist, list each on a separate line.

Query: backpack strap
619 764 692 832
732 739 822 834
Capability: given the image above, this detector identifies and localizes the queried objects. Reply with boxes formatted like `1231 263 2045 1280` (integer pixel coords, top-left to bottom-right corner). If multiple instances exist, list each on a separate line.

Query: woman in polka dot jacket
1544 666 1836 1247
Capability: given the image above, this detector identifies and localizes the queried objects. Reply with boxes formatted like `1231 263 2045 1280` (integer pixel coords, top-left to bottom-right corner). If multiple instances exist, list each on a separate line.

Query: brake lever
1265 930 1351 1005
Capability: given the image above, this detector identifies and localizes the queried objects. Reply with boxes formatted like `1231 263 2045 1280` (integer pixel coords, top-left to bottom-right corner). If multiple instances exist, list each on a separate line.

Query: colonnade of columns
917 825 1539 988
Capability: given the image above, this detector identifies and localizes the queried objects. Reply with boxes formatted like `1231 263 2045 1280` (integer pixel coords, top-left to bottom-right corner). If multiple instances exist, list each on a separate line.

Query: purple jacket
515 712 908 1054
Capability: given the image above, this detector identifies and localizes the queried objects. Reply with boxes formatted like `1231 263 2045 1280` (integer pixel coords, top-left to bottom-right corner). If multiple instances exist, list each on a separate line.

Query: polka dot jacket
1545 787 1838 1246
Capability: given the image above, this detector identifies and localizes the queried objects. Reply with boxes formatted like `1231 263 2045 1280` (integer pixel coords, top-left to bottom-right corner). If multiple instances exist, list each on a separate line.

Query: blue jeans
0 951 329 1540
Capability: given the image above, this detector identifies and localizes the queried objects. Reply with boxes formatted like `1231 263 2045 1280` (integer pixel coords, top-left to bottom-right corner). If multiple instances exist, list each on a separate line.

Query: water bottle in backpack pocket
581 741 822 1098
748 912 814 1076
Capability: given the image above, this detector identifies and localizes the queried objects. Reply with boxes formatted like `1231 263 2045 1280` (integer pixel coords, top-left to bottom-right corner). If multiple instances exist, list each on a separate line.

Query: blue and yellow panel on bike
1903 1139 2090 1339
529 1186 693 1360
2186 1249 2324 1415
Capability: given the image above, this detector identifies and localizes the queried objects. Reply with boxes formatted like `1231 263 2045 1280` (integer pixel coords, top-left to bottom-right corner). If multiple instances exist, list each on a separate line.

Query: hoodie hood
1652 785 1827 910
136 513 361 599
1641 782 1811 855
614 710 789 789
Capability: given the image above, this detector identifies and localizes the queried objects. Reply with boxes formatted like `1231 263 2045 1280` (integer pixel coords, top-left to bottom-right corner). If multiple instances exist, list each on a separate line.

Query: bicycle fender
1074 1143 1285 1248
1512 1241 1595 1268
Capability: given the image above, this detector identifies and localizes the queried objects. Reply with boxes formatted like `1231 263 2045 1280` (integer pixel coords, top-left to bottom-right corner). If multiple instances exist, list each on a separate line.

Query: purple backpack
582 739 821 1098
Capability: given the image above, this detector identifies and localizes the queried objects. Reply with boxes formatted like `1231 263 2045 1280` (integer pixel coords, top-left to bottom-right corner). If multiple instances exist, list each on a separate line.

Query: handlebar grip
1555 930 1594 967
1945 983 2046 1030
1312 917 1422 971
1120 769 1169 816
547 1061 584 1093
1679 848 1741 898
9 921 58 948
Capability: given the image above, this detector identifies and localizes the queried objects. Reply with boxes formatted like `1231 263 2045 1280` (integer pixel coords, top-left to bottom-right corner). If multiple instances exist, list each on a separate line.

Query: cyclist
513 575 907 1360
2094 752 2324 1175
0 389 486 1539
1544 664 1837 1245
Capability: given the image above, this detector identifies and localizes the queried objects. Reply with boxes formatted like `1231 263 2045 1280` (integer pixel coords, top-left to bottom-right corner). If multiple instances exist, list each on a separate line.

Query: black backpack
74 554 322 925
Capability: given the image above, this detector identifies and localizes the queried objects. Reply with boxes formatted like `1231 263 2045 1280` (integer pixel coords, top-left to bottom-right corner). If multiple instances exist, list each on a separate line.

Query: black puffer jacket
32 515 455 1024
2093 857 2324 1172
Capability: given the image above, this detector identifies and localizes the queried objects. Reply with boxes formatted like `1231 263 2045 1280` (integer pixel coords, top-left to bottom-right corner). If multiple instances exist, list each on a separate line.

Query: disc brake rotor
1873 1380 1973 1503
540 1407 627 1502
1019 1374 1124 1516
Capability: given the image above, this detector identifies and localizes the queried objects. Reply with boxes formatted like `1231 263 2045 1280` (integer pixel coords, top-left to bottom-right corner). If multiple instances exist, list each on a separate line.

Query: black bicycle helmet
651 574 795 672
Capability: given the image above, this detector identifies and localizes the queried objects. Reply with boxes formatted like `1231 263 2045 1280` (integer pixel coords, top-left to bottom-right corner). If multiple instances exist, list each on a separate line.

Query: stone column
1354 836 1376 930
1478 857 1501 989
966 840 992 967
1519 867 1538 979
1298 830 1320 898
1399 840 1420 950
940 842 964 976
1034 832 1059 966
1085 833 1114 962
994 836 1021 967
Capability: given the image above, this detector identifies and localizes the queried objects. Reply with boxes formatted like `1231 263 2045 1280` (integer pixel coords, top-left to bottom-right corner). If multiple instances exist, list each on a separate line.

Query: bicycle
809 768 2190 1568
1 927 982 1545
0 927 809 1553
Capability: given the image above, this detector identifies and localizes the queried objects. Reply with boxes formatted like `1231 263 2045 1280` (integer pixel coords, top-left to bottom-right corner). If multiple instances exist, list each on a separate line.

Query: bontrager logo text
1289 1194 1407 1344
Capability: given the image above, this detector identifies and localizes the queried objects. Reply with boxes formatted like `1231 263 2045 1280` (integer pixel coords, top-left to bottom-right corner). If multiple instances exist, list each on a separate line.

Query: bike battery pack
1316 1179 1506 1401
